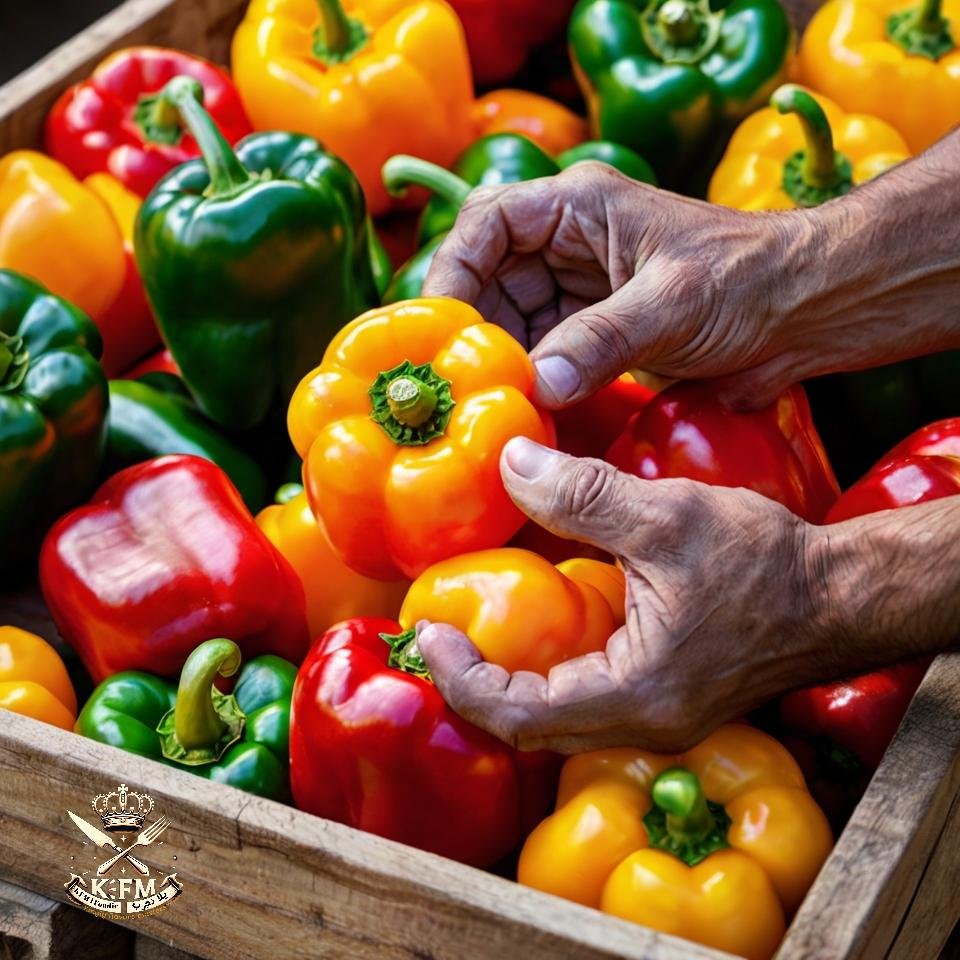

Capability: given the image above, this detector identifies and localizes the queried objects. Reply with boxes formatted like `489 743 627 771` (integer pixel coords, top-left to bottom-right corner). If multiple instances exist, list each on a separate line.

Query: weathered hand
418 437 826 753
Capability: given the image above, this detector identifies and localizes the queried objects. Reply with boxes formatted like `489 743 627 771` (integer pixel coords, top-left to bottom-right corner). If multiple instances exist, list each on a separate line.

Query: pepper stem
641 0 722 65
382 156 473 209
157 76 250 196
642 767 731 866
380 628 432 680
887 0 953 58
369 360 455 445
133 92 184 147
275 482 304 505
156 638 246 766
0 331 29 391
313 0 369 64
658 0 699 43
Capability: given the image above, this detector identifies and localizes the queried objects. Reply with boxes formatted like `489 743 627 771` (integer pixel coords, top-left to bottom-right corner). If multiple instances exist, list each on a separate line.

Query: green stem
133 92 184 147
918 0 945 32
369 360 455 446
658 0 699 44
0 331 29 392
313 0 369 64
381 628 432 680
641 0 722 65
887 0 953 57
158 76 250 196
386 375 438 428
771 85 839 189
275 482 304 505
382 156 472 209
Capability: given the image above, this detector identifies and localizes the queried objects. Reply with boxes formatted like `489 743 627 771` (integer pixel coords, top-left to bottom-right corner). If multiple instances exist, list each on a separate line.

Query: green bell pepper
0 269 107 564
135 76 380 431
107 379 268 512
569 0 792 184
381 133 657 303
76 638 295 801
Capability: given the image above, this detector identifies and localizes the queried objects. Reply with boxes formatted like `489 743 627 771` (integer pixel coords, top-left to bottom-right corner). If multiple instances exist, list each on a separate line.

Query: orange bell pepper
472 90 588 157
798 0 960 153
519 725 833 960
83 173 161 375
256 484 408 636
0 626 77 731
0 152 125 319
288 298 554 581
396 548 625 675
708 85 910 211
231 0 474 216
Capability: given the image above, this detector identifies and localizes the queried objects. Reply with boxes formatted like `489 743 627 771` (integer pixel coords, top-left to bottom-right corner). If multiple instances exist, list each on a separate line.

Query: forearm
779 130 960 379
807 497 960 675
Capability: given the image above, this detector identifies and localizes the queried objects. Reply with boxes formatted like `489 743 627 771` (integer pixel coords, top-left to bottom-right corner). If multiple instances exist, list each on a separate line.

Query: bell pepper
519 725 833 960
78 638 294 800
708 85 911 210
231 0 474 216
395 548 625 675
0 270 108 565
0 626 77 731
606 381 840 522
83 173 161 375
289 617 559 865
106 379 268 511
121 347 179 380
134 77 379 431
381 135 657 303
449 0 576 86
39 454 310 684
256 483 408 637
569 0 793 184
472 89 587 156
288 298 554 580
45 47 252 199
799 0 960 153
0 151 125 319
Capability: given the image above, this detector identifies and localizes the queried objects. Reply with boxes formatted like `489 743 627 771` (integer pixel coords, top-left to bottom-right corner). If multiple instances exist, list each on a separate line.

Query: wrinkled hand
423 161 815 410
418 437 831 754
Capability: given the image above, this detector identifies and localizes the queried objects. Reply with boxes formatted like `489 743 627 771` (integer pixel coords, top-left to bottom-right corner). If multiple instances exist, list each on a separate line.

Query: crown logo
92 784 155 833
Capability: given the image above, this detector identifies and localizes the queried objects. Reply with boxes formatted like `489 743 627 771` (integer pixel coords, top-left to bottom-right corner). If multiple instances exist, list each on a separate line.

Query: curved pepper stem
133 92 185 147
158 76 251 197
771 85 853 207
313 0 369 64
888 0 953 59
369 359 455 445
643 767 731 866
157 638 246 766
0 331 29 391
382 156 473 210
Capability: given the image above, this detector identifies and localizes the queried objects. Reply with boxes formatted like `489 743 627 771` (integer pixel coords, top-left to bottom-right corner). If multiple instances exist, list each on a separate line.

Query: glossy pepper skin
46 46 252 199
569 0 793 184
381 135 657 303
606 381 840 522
709 85 911 210
289 298 554 581
40 455 310 684
106 379 268 512
135 77 379 430
0 270 108 564
472 89 588 156
0 627 77 731
290 617 559 866
256 484 408 637
231 0 474 216
83 173 160 375
0 152 125 319
799 0 960 153
397 548 626 675
78 638 295 800
519 725 832 960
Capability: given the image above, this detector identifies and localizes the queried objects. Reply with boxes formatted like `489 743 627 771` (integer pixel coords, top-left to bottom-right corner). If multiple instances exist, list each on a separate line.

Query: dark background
0 0 120 83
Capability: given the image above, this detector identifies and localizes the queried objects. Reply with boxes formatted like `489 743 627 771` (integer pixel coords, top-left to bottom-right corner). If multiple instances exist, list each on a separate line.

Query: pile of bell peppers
2 2 958 956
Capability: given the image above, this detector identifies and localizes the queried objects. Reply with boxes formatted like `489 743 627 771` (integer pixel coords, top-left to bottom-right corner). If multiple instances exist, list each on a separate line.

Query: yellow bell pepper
0 626 77 731
256 484 408 637
397 547 625 675
798 0 960 153
709 85 911 210
0 152 125 318
519 724 833 960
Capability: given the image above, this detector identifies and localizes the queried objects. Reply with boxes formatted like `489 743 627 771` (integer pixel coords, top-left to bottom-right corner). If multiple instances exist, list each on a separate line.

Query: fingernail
534 355 581 405
503 437 556 480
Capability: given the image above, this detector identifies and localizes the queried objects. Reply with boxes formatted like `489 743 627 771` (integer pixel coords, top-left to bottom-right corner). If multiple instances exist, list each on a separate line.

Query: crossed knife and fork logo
68 809 170 876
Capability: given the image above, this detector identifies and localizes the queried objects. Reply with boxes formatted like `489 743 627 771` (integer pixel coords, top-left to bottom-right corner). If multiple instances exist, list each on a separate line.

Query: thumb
500 437 651 554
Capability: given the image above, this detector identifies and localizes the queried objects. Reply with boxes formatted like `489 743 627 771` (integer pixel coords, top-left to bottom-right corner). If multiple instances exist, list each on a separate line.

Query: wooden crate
1 1 959 957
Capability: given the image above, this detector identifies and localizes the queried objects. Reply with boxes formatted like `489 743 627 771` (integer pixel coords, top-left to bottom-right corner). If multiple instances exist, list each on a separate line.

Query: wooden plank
0 710 730 960
0 0 246 154
777 652 960 960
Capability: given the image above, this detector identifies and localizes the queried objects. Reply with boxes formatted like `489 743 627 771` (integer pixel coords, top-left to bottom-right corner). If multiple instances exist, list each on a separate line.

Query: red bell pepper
46 47 252 199
449 0 576 87
290 618 559 867
40 455 309 683
121 347 180 380
606 381 840 522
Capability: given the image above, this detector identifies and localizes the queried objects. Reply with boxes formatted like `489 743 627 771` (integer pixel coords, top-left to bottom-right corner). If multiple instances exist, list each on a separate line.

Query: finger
702 356 808 411
500 438 657 555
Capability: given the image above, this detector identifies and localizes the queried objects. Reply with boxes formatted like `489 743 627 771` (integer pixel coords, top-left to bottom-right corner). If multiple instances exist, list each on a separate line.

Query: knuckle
576 311 634 370
557 461 616 516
